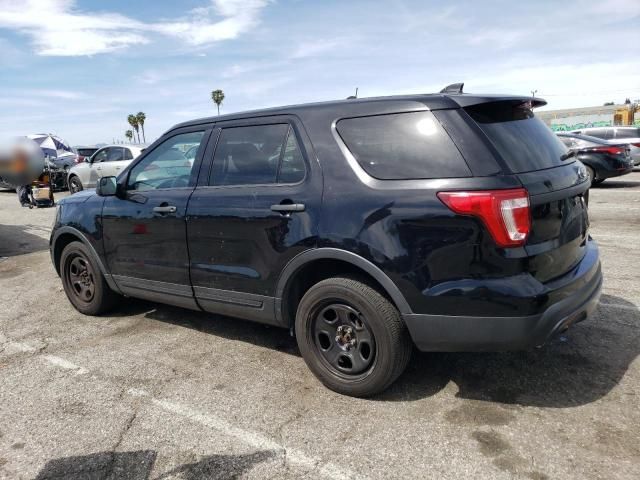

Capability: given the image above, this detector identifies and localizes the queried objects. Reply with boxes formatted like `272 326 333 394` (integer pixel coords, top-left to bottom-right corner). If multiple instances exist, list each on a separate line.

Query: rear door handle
153 205 177 214
271 203 305 213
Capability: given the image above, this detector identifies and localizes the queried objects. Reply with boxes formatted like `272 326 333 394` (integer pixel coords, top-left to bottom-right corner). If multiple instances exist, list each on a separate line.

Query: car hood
59 189 95 204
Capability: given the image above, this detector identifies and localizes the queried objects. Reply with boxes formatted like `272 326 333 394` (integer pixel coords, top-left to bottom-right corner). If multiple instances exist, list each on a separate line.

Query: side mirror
96 176 117 196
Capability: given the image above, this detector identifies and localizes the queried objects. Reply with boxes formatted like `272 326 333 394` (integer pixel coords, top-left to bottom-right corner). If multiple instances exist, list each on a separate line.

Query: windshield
466 101 570 173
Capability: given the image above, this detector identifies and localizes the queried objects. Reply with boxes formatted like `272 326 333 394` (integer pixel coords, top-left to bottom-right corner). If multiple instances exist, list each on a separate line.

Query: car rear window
465 101 569 173
336 111 471 180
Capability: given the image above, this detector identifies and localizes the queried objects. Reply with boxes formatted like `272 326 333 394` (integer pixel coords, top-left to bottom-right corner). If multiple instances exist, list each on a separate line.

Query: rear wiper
560 150 576 161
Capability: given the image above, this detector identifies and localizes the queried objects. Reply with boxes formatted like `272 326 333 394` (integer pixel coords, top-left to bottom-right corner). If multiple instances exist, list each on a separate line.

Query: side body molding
274 248 413 325
50 225 122 294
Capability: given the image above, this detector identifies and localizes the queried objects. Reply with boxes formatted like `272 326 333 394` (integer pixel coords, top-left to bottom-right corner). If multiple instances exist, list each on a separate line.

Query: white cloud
155 0 271 45
0 0 271 56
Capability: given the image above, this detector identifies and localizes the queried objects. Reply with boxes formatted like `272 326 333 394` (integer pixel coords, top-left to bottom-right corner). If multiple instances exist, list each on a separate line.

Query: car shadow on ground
0 223 50 257
379 293 639 407
593 179 640 188
32 449 276 480
114 293 638 408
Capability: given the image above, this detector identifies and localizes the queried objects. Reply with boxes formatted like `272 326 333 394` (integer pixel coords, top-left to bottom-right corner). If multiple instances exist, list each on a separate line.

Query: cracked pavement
1 174 639 479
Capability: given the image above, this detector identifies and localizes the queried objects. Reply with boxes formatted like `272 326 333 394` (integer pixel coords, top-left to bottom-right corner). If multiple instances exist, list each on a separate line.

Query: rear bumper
402 241 602 352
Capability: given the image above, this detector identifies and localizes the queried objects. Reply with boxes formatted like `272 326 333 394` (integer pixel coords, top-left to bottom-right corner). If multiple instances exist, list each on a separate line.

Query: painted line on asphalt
41 354 88 375
127 388 363 480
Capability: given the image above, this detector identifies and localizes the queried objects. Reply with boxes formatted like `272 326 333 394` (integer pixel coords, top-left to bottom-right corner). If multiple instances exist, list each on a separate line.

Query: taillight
631 143 640 148
437 188 531 248
589 146 624 155
75 156 84 163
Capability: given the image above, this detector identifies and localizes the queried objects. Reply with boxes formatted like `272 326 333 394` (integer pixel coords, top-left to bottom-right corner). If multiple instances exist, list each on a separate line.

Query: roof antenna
440 83 464 94
347 87 358 100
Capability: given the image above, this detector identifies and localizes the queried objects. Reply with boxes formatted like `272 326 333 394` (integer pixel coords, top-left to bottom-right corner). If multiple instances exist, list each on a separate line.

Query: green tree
136 112 146 143
125 130 133 143
127 114 140 143
211 89 225 115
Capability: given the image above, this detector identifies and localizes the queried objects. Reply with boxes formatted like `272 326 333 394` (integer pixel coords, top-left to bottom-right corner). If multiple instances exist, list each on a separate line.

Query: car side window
278 127 306 183
127 131 205 191
123 148 134 160
107 147 124 162
210 124 288 186
210 124 307 186
91 149 108 163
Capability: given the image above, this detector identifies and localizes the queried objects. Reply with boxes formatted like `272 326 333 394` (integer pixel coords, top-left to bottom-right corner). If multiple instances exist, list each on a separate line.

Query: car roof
97 144 146 150
574 126 639 131
171 92 547 130
557 132 608 144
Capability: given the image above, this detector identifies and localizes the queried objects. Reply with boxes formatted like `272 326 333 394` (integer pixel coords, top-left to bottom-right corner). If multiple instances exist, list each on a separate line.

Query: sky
0 0 639 145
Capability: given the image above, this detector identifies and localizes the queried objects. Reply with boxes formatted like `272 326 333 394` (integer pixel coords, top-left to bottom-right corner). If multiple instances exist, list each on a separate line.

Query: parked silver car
67 145 145 193
570 126 640 166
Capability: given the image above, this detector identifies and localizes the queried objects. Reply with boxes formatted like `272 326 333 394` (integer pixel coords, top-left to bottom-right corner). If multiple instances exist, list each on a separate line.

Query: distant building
536 104 640 131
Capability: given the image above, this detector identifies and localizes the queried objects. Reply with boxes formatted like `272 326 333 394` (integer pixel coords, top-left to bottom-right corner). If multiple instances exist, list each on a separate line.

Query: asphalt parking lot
1 174 639 480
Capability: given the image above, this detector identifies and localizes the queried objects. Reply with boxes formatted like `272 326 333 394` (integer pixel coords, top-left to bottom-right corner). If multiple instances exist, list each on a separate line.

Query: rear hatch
464 100 590 283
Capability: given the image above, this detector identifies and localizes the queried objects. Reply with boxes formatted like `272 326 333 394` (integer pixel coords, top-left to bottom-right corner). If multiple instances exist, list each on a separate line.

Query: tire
60 241 118 315
592 178 605 186
68 175 83 194
586 166 595 186
295 276 412 397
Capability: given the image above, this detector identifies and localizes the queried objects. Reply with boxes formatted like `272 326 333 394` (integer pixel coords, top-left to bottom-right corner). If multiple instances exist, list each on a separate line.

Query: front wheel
295 276 412 397
60 241 118 315
68 175 83 194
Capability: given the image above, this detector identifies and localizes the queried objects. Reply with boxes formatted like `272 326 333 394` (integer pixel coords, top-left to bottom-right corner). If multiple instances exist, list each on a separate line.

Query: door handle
271 203 305 213
153 205 177 214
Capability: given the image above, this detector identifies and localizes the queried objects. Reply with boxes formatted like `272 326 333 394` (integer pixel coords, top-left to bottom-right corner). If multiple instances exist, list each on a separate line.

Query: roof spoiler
440 83 464 94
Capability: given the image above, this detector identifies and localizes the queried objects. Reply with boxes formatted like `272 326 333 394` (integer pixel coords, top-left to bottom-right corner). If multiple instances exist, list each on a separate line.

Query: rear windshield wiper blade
560 150 576 161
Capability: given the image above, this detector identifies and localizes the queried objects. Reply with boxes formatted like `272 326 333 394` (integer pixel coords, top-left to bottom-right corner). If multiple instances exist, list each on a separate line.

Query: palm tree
211 89 225 115
127 114 140 143
136 112 146 143
125 130 133 143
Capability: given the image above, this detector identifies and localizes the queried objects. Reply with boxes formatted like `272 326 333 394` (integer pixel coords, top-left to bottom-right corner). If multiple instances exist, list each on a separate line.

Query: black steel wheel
66 254 96 303
295 276 411 397
312 303 376 375
60 241 118 315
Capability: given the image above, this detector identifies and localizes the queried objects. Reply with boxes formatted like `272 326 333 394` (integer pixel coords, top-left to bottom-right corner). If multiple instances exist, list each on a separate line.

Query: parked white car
67 145 145 193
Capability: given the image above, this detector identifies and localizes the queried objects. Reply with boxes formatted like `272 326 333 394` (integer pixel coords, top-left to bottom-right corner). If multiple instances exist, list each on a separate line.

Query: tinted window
336 111 470 180
211 124 289 186
278 128 306 183
77 148 97 157
128 131 204 191
107 147 124 162
466 101 569 173
615 128 640 139
123 148 134 160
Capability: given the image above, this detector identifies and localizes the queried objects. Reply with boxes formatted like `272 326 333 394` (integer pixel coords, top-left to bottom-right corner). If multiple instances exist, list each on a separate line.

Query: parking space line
127 388 362 480
41 354 88 374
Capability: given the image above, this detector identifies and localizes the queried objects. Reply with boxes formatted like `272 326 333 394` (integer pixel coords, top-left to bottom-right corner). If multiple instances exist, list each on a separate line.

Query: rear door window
336 111 471 180
465 101 569 173
210 124 306 186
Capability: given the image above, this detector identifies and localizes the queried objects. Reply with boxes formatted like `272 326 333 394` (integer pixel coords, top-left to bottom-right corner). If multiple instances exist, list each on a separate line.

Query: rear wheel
586 166 595 186
68 175 83 194
295 276 412 397
60 241 118 315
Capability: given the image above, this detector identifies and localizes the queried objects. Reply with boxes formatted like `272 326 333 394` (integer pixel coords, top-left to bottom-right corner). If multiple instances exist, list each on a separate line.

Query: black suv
50 85 602 397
